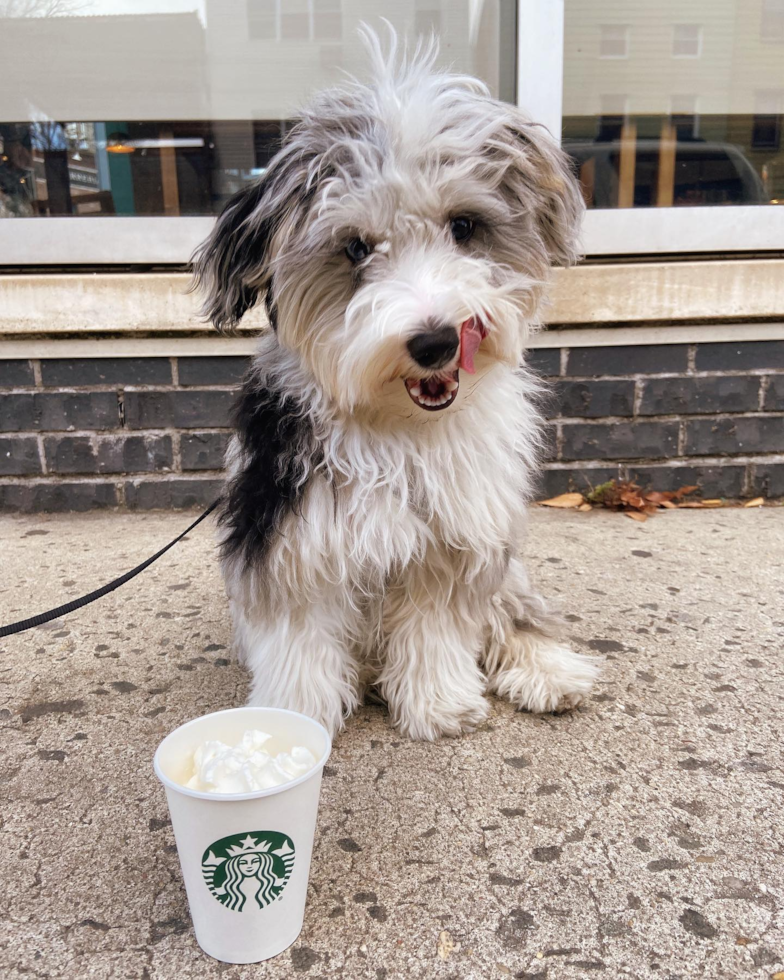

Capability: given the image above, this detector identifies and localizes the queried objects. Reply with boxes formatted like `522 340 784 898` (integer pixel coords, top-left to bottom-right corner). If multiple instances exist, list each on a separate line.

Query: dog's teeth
446 380 458 392
410 385 421 397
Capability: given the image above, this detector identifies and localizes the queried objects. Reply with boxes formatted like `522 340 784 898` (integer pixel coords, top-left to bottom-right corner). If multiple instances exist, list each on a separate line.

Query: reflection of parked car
564 138 767 207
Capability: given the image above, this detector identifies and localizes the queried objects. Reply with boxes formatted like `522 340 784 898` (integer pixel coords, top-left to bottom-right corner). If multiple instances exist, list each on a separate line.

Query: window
314 0 342 41
672 24 702 58
597 95 628 141
5 1 784 263
558 1 784 252
599 25 629 59
670 95 700 139
761 0 784 41
752 91 783 149
248 0 342 43
247 0 277 40
1 2 514 241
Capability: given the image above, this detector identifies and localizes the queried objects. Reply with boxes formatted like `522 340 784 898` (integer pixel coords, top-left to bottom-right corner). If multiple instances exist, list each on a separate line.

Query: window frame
2 0 783 265
598 24 630 60
671 24 703 59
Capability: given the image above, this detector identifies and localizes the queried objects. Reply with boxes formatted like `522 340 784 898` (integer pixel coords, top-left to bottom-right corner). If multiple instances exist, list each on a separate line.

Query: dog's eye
345 237 372 263
450 217 474 243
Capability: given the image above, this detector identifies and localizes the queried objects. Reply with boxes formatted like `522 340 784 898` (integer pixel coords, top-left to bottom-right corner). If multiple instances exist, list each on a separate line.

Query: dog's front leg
485 557 599 713
232 598 361 737
377 558 489 740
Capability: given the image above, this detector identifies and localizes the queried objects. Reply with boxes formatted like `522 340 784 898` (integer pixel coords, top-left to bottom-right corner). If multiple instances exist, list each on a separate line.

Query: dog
192 30 599 740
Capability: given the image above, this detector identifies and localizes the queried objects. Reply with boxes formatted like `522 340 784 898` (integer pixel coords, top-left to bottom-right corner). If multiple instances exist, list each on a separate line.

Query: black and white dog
193 31 598 740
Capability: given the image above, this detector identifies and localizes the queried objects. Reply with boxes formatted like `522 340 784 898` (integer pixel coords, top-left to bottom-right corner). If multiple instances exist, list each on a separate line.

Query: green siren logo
201 831 295 911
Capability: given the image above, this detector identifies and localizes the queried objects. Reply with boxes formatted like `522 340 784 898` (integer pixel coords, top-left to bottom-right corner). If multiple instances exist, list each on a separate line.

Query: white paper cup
154 706 331 964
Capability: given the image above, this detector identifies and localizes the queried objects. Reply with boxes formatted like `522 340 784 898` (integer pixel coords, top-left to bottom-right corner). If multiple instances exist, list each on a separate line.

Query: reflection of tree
0 0 91 16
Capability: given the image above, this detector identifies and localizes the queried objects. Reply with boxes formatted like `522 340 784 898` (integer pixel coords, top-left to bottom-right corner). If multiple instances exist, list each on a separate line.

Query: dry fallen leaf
701 499 724 508
660 500 677 509
539 492 584 509
744 497 764 508
677 501 705 508
577 502 592 512
625 510 648 522
672 484 700 499
772 973 784 980
437 931 455 961
735 937 752 946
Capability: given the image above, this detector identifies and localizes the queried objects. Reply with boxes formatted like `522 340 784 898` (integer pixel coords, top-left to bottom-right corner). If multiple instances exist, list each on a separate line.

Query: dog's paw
491 636 600 714
392 689 490 741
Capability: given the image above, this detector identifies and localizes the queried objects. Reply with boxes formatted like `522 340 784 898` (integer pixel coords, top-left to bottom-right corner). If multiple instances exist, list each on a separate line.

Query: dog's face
193 37 583 418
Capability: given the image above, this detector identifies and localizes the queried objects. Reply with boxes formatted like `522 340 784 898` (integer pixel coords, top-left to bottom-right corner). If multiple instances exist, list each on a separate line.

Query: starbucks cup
153 706 331 964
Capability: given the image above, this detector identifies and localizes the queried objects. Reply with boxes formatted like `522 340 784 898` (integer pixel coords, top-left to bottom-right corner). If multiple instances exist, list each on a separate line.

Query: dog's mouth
404 371 460 411
403 316 487 412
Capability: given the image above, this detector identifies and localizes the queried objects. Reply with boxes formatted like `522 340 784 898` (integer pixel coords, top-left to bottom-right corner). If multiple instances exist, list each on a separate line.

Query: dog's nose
406 325 459 369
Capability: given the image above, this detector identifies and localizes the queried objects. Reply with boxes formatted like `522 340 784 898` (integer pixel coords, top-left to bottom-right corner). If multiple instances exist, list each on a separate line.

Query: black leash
0 499 220 639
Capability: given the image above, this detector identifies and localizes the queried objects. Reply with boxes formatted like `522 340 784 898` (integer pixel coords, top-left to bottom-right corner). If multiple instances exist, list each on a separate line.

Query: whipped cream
185 729 317 793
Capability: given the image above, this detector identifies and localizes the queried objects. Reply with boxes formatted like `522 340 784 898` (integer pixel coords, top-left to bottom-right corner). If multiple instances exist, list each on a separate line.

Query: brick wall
1 341 782 511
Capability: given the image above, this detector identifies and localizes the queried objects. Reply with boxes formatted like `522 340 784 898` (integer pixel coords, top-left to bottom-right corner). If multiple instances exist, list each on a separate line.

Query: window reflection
564 1 784 208
0 120 294 217
0 1 515 219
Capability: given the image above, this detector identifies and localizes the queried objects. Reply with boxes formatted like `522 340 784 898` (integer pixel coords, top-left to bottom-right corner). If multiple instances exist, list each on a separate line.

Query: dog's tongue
459 317 484 375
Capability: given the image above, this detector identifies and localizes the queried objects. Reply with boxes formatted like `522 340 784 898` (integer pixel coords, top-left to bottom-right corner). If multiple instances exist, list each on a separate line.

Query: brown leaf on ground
743 497 764 508
672 485 700 500
577 502 592 512
625 510 648 522
701 499 724 507
539 492 584 508
677 501 706 508
587 478 701 518
643 491 672 504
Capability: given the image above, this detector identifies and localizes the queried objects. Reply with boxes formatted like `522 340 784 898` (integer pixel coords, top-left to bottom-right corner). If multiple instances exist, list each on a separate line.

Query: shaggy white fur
192 29 600 740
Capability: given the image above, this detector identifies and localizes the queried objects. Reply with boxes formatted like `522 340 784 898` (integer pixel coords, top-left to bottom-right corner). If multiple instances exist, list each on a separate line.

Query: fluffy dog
193 31 599 739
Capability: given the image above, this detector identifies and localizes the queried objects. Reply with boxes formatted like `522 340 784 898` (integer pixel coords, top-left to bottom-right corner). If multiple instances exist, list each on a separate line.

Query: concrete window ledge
2 259 784 341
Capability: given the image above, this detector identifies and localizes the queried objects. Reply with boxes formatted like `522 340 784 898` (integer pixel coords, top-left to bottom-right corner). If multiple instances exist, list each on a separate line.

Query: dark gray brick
630 464 747 499
0 360 35 387
684 417 784 456
639 376 761 416
180 432 230 471
40 358 172 387
0 437 42 475
695 341 784 372
0 393 36 430
537 467 619 499
566 345 688 377
561 421 679 461
0 392 119 432
751 463 784 498
763 376 784 411
44 435 172 475
534 379 560 420
540 423 558 462
0 481 117 513
525 348 560 377
125 478 223 510
177 357 250 386
557 380 635 418
123 390 235 429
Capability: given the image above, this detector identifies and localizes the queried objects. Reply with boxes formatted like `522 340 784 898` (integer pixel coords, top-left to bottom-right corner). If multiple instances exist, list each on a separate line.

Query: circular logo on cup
201 831 295 912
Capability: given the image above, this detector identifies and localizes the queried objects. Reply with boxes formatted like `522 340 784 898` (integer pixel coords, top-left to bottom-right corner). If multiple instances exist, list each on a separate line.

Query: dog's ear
190 179 274 334
499 114 584 268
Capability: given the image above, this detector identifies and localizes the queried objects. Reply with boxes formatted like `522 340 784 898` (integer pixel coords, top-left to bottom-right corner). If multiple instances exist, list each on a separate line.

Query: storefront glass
0 1 516 219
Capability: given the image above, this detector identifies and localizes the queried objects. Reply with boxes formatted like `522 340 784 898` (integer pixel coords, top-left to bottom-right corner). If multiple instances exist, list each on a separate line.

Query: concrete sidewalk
1 507 782 980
